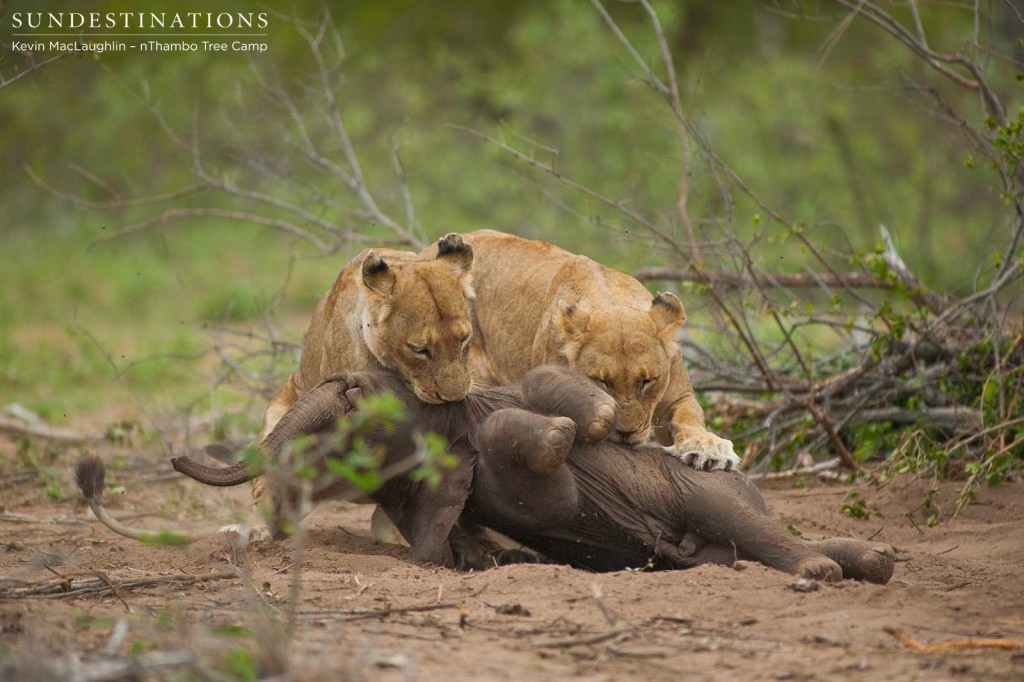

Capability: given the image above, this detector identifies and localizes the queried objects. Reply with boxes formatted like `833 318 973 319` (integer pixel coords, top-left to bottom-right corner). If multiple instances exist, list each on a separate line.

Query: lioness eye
640 377 657 391
593 377 611 390
459 336 471 349
408 345 432 359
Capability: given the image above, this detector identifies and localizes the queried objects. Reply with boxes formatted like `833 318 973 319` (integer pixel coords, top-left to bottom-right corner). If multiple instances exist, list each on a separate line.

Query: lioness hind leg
520 366 618 444
261 372 302 440
806 539 895 584
222 373 306 542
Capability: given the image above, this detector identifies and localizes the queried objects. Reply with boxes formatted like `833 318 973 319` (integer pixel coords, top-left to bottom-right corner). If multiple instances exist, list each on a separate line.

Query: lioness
429 229 738 470
240 233 476 540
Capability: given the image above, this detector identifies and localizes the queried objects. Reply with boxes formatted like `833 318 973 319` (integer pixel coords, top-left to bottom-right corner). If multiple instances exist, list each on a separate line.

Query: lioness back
435 229 671 383
422 230 738 472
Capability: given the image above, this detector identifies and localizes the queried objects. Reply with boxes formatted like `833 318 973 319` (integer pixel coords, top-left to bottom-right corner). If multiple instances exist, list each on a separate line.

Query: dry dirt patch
1 444 1022 681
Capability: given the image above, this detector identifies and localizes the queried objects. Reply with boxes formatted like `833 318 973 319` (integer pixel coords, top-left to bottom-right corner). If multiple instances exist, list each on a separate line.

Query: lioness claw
669 434 740 471
218 523 270 544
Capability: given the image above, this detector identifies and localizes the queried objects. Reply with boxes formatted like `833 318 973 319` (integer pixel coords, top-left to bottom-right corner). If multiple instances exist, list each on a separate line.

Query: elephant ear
361 250 396 296
649 292 685 337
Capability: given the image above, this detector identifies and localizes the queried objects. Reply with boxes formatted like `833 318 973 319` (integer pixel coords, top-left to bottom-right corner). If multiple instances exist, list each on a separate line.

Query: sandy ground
1 438 1023 681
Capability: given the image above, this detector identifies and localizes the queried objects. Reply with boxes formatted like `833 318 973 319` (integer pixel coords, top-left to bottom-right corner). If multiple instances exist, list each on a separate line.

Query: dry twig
885 627 1024 653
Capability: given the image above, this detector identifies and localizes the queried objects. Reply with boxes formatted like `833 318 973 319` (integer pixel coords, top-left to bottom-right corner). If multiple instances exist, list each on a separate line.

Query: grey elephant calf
172 365 894 583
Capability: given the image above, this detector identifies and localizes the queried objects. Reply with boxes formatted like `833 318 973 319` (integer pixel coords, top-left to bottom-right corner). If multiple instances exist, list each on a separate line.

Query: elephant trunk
172 380 351 488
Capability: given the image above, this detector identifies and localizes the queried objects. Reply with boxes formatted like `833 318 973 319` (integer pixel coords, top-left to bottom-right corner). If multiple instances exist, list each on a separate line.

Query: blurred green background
1 0 1018 427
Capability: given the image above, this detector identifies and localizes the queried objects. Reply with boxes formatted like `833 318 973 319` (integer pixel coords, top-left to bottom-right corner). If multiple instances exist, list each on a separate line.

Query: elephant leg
449 517 542 570
520 366 618 444
670 469 843 581
479 407 577 476
688 542 739 567
806 539 895 584
474 408 579 529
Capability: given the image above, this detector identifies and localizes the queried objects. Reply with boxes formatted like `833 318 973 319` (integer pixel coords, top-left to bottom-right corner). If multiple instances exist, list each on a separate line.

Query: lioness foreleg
655 355 739 471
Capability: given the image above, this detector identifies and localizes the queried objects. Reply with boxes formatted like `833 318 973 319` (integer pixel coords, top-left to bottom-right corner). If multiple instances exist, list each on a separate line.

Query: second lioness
432 230 737 470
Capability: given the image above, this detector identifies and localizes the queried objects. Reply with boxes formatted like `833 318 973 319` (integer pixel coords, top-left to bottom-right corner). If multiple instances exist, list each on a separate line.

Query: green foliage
137 530 191 547
991 106 1024 179
409 432 459 490
920 487 943 527
211 624 252 638
128 640 152 656
156 607 175 630
850 422 896 462
841 491 870 520
220 646 258 682
104 419 139 446
74 612 94 630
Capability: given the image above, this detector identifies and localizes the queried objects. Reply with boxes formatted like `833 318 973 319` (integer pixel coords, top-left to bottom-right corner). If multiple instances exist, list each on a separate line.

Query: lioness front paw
671 432 740 471
218 523 273 544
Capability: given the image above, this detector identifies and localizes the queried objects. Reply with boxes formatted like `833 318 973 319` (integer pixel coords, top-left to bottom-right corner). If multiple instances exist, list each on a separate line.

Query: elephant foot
796 555 843 582
520 366 619 444
677 531 704 557
583 403 617 443
808 539 895 584
492 548 542 566
526 416 577 476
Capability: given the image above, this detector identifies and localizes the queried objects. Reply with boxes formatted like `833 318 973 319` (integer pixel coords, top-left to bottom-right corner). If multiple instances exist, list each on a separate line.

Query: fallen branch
0 512 87 526
297 602 458 622
533 626 632 649
762 458 841 480
0 570 238 600
0 414 100 444
0 650 196 682
851 407 982 429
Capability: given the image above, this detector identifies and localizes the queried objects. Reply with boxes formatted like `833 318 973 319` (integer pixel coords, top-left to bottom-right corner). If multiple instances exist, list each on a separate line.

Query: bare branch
827 0 1006 123
24 164 211 211
636 267 895 290
0 50 69 90
91 208 334 252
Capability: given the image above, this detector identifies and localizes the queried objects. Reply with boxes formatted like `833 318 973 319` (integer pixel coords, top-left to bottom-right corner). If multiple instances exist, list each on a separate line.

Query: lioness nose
615 429 635 440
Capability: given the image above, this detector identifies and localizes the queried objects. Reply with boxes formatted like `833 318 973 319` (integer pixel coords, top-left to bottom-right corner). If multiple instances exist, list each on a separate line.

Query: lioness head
359 234 475 405
558 292 685 444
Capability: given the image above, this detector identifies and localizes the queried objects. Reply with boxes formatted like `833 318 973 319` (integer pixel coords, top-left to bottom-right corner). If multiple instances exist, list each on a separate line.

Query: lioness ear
435 233 473 278
559 300 590 340
649 292 685 336
361 250 396 296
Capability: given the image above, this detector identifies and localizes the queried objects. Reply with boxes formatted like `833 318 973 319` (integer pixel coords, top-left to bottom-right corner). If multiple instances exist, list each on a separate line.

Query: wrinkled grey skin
174 367 894 583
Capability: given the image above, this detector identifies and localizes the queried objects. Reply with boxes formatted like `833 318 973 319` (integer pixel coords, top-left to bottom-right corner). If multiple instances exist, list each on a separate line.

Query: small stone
787 578 821 593
495 603 531 616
